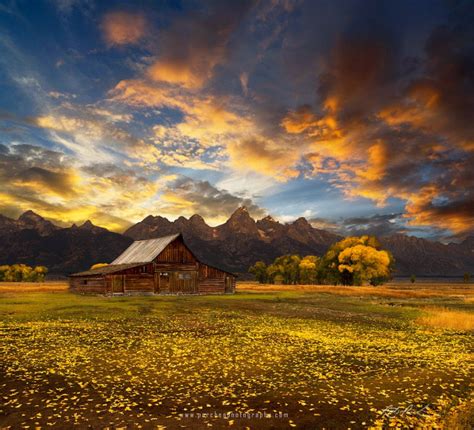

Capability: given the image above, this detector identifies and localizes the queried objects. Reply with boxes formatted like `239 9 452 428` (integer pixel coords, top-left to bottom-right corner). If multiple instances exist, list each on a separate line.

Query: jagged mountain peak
17 210 58 236
229 206 252 219
189 214 208 226
223 206 258 236
292 217 312 228
78 220 106 232
18 210 44 222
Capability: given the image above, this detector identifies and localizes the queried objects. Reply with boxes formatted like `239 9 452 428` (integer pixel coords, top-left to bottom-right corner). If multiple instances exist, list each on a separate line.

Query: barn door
159 272 170 294
112 275 124 293
225 276 233 293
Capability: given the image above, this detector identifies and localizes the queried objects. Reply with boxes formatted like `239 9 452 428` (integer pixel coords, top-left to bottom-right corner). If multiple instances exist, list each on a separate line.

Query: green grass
0 287 472 429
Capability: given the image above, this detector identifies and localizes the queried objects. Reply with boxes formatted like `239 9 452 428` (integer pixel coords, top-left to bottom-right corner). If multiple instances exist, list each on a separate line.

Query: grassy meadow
0 282 473 429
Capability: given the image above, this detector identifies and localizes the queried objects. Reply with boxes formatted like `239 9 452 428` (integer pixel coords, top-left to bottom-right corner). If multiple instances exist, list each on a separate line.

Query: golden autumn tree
319 235 394 285
299 255 319 284
337 245 391 286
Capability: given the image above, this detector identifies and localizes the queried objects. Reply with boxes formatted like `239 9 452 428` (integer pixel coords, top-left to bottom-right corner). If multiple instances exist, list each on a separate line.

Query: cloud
279 16 474 238
147 1 256 88
0 144 77 197
341 213 405 237
378 25 474 150
158 175 266 224
101 11 146 46
0 143 161 232
111 79 254 148
227 136 300 181
50 0 93 15
33 101 160 165
2 0 473 241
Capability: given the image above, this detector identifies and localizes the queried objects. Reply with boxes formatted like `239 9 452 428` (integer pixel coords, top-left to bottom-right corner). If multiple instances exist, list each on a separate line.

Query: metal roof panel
111 233 181 264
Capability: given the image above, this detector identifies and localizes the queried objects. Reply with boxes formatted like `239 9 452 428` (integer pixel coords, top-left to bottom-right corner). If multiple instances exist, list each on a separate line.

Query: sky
0 0 472 241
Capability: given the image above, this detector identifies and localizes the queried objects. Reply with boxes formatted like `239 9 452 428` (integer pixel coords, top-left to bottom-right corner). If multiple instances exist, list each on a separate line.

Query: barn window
178 273 192 280
160 272 169 276
141 266 147 273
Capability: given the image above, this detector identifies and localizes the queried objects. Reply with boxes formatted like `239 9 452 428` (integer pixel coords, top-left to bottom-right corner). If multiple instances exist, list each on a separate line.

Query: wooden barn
69 233 236 295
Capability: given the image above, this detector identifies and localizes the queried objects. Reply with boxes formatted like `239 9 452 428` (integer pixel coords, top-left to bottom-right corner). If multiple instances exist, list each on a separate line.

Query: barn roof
111 233 181 264
70 263 145 277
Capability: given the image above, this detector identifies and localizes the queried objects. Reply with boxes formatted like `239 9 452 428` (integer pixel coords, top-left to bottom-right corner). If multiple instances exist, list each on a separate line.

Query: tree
0 264 48 282
247 235 394 286
319 236 394 286
266 263 281 284
299 255 319 284
34 266 48 282
249 261 268 284
0 265 9 282
320 236 384 285
272 255 301 284
410 274 416 284
337 245 391 286
463 273 471 284
90 263 109 270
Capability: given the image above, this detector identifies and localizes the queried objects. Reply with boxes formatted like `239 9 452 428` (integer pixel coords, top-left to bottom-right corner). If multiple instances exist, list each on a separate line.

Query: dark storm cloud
281 1 474 238
342 214 406 237
165 176 266 220
387 22 474 146
148 0 256 88
0 144 75 196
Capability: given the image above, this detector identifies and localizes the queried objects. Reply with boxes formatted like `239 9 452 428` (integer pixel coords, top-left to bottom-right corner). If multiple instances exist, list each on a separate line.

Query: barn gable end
69 233 235 295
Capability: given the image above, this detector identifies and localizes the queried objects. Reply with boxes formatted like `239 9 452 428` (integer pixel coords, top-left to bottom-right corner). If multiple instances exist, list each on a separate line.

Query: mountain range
0 208 473 277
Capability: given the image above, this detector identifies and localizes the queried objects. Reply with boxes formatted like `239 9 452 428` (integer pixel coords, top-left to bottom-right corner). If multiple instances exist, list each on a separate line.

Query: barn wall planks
198 278 225 294
123 274 154 293
70 277 106 294
155 237 197 264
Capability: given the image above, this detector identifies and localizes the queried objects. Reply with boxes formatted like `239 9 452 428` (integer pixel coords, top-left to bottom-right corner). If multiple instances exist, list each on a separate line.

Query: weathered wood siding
197 262 235 294
123 274 154 293
69 276 106 294
154 237 197 264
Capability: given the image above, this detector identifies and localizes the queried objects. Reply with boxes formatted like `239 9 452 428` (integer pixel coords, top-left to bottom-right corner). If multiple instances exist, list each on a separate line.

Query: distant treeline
0 264 48 282
249 236 394 286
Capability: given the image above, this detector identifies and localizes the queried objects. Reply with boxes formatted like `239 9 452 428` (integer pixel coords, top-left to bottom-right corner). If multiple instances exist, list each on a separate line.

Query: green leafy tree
410 274 416 284
463 273 471 284
273 255 302 284
266 263 281 284
249 261 268 284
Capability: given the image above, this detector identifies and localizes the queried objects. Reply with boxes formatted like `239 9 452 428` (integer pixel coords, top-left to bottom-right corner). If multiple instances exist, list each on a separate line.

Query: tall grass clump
417 307 474 331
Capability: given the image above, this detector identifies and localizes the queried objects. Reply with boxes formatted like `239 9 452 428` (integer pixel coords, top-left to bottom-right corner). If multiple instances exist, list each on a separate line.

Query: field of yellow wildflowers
0 282 472 429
